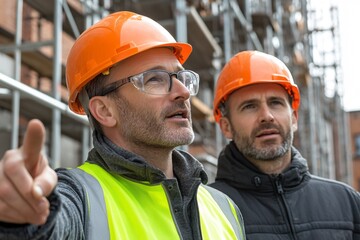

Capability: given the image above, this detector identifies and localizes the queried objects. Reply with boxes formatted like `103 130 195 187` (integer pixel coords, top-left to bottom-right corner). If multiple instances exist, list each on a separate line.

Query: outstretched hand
0 119 58 225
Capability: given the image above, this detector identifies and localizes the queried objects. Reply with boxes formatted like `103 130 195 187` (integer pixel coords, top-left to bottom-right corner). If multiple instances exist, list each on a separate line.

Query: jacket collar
86 129 208 186
215 141 310 193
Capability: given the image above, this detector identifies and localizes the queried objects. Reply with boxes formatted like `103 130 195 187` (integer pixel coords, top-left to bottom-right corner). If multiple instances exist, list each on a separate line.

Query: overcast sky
337 1 360 111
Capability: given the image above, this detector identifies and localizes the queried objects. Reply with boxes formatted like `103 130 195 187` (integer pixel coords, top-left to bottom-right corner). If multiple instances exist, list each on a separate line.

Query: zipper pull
275 175 284 194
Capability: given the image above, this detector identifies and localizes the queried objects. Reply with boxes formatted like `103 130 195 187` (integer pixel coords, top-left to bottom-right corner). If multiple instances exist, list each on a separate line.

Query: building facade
349 111 360 190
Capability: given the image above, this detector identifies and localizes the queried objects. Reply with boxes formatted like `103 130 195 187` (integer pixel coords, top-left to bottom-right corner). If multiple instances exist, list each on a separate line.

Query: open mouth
256 129 279 138
167 110 189 119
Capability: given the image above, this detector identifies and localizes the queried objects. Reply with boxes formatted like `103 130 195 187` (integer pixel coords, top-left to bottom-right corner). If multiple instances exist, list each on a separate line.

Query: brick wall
349 111 360 191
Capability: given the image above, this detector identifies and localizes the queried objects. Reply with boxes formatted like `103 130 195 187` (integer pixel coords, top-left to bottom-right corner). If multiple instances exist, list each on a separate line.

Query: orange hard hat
213 50 300 122
66 11 192 114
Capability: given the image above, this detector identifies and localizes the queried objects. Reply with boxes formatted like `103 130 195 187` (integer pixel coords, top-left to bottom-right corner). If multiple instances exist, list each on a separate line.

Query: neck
140 147 174 179
247 151 292 175
104 129 176 178
112 138 175 178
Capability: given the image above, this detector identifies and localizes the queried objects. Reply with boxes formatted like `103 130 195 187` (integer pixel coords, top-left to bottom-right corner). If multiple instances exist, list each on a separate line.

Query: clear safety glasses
99 69 200 96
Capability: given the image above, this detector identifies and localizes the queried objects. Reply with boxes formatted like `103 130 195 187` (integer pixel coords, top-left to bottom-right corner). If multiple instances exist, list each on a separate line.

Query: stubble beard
115 96 194 148
232 123 293 162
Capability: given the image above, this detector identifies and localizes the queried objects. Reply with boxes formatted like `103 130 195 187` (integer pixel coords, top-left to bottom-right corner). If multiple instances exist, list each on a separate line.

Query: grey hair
218 101 230 119
78 73 111 134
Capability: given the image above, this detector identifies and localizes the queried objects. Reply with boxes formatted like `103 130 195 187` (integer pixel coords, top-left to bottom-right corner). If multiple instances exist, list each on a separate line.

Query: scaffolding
0 0 352 184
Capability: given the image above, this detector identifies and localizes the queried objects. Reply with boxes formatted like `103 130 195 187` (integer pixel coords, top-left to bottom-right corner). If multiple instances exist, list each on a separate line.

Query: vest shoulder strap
202 185 246 239
70 168 110 240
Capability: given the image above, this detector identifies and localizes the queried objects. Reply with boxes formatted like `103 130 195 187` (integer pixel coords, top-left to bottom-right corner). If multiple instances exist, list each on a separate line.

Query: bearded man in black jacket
210 50 360 240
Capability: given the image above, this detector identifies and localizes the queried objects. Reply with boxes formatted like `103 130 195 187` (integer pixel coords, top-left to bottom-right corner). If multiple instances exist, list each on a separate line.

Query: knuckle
2 149 17 159
49 168 58 182
42 170 58 195
0 201 6 215
0 181 12 196
3 153 22 176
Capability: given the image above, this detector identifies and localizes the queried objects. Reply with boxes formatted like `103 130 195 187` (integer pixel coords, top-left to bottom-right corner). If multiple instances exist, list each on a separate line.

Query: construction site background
0 0 359 190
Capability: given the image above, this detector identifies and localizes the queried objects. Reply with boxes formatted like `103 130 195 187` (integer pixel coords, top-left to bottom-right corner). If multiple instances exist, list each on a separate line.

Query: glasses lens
132 71 170 95
130 70 199 96
178 70 199 95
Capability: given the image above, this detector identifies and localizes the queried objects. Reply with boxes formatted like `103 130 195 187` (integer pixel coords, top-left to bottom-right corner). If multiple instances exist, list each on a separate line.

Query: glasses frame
98 69 199 96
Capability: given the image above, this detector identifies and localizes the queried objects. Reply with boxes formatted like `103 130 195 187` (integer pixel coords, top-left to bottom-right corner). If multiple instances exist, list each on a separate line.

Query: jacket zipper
274 175 298 240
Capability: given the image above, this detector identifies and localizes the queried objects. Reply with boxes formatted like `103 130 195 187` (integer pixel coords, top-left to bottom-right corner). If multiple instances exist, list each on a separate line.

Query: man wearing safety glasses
0 11 246 240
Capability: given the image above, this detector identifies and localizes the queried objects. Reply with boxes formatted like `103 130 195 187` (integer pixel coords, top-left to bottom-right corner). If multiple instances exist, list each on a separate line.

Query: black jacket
210 141 360 240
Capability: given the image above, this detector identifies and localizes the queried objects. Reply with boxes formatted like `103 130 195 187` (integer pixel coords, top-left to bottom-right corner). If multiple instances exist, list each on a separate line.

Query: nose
170 76 191 100
259 105 275 123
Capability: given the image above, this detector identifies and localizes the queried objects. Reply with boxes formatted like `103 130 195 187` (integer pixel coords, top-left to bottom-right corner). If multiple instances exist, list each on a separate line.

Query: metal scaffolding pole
175 0 188 152
0 72 89 125
214 0 232 155
11 0 23 149
50 0 63 168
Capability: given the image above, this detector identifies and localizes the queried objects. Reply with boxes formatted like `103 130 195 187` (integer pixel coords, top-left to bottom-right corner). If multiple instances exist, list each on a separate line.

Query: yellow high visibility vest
73 162 245 239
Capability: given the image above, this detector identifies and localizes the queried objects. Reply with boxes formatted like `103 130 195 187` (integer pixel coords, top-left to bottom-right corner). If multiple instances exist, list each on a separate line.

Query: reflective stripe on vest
71 167 110 240
200 185 245 239
72 162 245 239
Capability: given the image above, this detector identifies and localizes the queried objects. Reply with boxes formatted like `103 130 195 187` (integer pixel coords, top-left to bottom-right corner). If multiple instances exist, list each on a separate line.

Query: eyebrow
268 96 287 102
229 98 254 112
148 65 184 72
238 99 257 107
237 95 287 107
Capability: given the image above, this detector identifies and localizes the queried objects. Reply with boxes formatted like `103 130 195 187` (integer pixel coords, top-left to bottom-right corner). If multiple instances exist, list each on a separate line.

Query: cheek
229 117 253 136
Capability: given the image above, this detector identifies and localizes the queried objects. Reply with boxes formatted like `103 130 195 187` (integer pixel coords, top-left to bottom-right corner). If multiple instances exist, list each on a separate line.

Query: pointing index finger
21 119 46 176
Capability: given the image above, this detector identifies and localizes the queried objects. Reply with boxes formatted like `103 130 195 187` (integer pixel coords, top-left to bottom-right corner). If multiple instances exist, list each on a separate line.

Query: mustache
252 122 283 137
162 101 191 116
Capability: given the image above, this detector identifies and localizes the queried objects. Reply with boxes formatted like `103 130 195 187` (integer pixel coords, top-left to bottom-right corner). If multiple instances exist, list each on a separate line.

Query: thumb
21 119 46 177
33 165 58 198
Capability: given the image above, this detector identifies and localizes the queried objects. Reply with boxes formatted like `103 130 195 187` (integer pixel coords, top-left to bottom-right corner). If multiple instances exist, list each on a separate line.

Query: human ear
291 110 298 132
219 117 233 139
88 96 117 128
